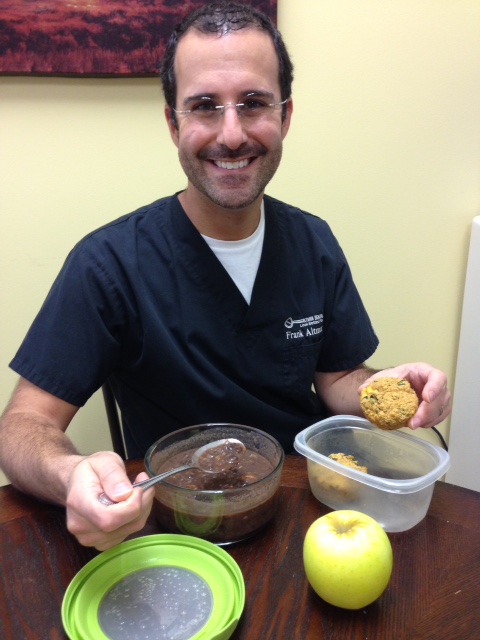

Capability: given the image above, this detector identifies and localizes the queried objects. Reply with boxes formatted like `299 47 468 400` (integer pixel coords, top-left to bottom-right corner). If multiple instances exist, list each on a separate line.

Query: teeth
214 159 250 170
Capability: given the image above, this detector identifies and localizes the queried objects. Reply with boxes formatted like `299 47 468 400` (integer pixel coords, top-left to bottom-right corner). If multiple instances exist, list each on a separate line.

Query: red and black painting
0 1 277 76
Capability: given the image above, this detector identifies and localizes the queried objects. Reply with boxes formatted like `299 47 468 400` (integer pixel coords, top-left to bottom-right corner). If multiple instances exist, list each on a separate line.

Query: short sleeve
9 243 129 406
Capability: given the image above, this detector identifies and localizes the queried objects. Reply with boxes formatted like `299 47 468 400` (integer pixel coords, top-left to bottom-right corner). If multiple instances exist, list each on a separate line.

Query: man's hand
65 451 154 550
359 362 451 430
0 380 154 550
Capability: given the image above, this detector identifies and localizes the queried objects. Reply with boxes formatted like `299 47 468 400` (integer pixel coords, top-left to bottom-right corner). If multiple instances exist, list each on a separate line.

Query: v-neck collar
170 195 285 330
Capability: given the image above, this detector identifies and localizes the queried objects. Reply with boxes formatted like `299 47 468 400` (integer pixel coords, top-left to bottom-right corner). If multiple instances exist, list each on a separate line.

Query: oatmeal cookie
360 377 419 430
328 453 368 474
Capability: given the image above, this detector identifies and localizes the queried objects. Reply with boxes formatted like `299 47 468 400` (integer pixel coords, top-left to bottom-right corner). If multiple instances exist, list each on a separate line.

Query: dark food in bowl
195 439 246 474
157 448 274 490
153 490 279 544
146 424 284 545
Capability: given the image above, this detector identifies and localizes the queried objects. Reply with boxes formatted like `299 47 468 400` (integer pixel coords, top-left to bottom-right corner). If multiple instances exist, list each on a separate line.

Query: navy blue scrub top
10 194 378 456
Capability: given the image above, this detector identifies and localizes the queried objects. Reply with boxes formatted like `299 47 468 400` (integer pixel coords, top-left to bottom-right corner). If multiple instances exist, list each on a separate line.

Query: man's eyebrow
182 94 218 106
182 90 276 107
244 90 275 100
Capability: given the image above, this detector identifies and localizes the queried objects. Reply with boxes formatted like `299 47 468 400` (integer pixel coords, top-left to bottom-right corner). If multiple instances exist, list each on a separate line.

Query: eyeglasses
173 97 288 124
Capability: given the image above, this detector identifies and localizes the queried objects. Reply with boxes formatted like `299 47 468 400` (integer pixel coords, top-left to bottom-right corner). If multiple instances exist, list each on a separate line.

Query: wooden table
1 455 480 640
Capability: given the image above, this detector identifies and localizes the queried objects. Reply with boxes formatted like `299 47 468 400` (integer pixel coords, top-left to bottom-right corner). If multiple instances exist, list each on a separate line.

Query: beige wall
1 0 479 486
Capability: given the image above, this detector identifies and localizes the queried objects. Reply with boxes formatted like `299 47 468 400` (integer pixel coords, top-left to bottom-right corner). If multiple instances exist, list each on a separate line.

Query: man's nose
216 104 248 149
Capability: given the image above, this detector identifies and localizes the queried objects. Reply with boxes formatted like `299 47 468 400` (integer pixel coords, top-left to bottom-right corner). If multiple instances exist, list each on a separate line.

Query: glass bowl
145 423 284 545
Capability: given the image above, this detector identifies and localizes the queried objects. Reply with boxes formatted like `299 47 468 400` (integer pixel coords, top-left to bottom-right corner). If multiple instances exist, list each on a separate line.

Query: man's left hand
359 362 451 429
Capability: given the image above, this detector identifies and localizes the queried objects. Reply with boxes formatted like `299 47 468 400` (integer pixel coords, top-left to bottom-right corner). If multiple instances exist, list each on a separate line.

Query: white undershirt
202 203 265 304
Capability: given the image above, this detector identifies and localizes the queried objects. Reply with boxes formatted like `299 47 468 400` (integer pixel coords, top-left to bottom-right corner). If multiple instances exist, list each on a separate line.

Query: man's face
166 28 292 213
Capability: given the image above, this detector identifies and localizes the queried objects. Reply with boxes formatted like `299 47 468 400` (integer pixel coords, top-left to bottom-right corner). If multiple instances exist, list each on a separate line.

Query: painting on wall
0 1 278 76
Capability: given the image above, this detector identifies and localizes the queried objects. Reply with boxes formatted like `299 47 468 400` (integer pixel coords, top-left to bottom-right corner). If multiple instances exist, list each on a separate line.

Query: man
0 2 450 550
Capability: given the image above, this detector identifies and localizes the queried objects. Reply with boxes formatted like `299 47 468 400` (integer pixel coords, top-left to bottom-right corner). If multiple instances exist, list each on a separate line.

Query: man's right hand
0 379 154 550
65 451 154 550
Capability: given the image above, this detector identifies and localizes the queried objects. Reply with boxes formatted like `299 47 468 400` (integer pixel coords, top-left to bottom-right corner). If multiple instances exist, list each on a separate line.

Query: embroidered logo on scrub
284 314 323 339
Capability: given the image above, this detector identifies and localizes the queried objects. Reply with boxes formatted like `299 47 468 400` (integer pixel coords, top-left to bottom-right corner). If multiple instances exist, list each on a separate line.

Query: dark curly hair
160 1 294 127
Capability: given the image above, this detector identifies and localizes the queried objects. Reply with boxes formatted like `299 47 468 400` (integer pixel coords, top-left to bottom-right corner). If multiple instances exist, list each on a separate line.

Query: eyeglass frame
172 97 289 122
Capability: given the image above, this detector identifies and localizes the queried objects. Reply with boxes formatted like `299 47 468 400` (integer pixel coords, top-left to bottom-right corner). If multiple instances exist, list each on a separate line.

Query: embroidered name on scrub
285 314 323 339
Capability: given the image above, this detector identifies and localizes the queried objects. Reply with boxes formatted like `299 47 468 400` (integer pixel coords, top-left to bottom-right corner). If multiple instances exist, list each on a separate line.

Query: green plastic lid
62 534 245 640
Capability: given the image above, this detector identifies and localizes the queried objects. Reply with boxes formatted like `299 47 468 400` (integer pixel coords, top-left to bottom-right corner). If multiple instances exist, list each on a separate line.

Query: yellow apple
303 510 393 609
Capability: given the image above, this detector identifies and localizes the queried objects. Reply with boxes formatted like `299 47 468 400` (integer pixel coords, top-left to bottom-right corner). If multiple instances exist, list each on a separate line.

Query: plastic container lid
62 534 245 640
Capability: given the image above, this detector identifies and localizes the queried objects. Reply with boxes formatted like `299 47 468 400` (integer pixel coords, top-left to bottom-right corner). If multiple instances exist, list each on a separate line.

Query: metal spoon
98 437 245 506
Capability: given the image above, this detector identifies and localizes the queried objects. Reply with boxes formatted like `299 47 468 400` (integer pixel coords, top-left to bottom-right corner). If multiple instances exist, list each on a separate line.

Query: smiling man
167 25 291 233
0 2 451 550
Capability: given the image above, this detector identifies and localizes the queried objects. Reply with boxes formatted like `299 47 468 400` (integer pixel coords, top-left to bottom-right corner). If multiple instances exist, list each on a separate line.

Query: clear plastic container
294 416 450 532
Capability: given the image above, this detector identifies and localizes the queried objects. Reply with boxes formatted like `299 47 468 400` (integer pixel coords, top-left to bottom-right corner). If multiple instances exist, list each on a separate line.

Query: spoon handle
133 465 191 490
98 464 192 506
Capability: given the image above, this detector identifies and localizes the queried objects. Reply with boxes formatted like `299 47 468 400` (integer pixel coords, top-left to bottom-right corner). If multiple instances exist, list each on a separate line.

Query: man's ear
165 106 179 147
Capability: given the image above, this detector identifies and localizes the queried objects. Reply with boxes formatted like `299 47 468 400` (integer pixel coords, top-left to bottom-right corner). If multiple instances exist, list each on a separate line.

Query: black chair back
102 382 127 460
